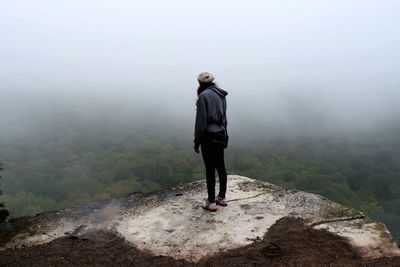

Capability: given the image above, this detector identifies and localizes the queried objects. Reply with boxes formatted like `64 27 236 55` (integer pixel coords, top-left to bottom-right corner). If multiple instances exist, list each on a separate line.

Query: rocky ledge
0 175 399 264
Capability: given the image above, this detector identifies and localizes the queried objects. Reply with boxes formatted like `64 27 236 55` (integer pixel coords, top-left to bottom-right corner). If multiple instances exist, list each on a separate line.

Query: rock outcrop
1 175 399 264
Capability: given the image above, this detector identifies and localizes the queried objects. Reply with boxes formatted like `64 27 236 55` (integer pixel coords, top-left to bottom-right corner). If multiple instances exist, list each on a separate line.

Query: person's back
194 72 229 212
195 85 228 144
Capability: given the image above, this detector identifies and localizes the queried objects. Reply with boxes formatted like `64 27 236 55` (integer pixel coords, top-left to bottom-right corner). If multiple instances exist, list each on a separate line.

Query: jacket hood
209 86 228 98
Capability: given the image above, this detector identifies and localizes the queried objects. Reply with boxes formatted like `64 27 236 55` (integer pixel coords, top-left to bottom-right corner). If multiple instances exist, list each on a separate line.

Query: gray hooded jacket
194 85 228 145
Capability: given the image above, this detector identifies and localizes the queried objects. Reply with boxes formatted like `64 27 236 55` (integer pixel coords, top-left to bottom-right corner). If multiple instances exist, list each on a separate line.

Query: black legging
201 139 227 203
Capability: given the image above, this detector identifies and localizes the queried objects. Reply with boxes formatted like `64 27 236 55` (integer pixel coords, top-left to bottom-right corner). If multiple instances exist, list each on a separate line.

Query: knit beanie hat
197 72 215 83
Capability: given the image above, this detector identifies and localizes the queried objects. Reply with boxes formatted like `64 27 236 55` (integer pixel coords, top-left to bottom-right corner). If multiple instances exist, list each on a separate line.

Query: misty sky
1 1 400 136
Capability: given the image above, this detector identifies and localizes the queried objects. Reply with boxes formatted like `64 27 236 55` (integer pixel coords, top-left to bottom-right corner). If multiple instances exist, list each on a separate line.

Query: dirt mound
198 217 400 266
1 217 399 266
0 229 188 267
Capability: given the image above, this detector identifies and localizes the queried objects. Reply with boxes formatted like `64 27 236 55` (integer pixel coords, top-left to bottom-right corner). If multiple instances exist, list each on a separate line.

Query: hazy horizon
1 1 400 140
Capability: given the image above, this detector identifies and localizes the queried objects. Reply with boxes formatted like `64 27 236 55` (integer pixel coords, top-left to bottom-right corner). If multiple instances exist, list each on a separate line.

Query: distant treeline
0 163 9 222
0 121 399 243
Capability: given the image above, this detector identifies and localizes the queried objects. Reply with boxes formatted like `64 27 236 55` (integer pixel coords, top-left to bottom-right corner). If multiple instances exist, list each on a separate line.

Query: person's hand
194 143 200 153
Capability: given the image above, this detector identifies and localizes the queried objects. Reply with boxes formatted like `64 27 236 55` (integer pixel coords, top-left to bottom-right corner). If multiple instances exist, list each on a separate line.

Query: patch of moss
374 222 395 243
373 222 399 249
322 203 362 220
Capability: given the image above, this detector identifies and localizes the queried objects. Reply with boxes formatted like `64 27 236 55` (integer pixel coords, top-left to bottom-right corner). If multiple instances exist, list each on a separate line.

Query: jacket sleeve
194 95 207 145
223 97 228 134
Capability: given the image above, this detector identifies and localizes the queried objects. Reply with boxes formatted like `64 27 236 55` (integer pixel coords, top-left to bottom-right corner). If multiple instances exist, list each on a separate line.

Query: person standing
194 72 229 212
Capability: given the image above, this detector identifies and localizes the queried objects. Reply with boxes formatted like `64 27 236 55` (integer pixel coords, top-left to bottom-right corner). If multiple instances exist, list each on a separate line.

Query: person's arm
194 95 207 150
223 97 228 135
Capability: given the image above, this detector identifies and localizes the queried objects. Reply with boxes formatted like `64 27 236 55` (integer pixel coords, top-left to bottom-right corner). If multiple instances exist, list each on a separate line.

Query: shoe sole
216 203 227 207
202 206 217 212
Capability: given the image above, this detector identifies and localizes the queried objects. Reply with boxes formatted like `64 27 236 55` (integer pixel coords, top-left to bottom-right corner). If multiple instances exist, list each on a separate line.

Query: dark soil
1 217 399 267
198 217 400 267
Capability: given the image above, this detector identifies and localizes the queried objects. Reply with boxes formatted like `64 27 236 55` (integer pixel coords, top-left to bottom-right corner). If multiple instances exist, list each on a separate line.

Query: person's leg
216 147 227 199
201 143 216 203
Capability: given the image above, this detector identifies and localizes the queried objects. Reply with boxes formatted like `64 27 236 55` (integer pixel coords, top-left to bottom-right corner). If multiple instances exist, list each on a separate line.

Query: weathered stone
0 175 399 262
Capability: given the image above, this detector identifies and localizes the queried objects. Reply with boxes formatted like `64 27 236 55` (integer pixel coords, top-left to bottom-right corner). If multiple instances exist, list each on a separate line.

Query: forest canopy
0 113 399 243
0 163 9 223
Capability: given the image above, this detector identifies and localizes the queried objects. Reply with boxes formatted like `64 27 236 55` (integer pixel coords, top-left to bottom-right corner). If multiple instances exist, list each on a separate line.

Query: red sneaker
202 199 217 212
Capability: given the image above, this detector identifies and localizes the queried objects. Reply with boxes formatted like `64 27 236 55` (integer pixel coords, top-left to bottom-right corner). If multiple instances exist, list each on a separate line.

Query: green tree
0 163 10 222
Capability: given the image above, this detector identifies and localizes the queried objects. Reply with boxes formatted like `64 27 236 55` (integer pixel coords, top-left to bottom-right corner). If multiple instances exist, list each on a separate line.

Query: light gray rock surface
1 175 399 262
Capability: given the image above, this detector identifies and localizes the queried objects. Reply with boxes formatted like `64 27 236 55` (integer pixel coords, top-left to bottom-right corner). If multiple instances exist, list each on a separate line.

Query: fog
1 0 400 141
2 1 400 243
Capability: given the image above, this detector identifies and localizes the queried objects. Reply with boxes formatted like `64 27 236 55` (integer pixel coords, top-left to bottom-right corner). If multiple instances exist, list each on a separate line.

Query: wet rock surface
1 175 399 265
